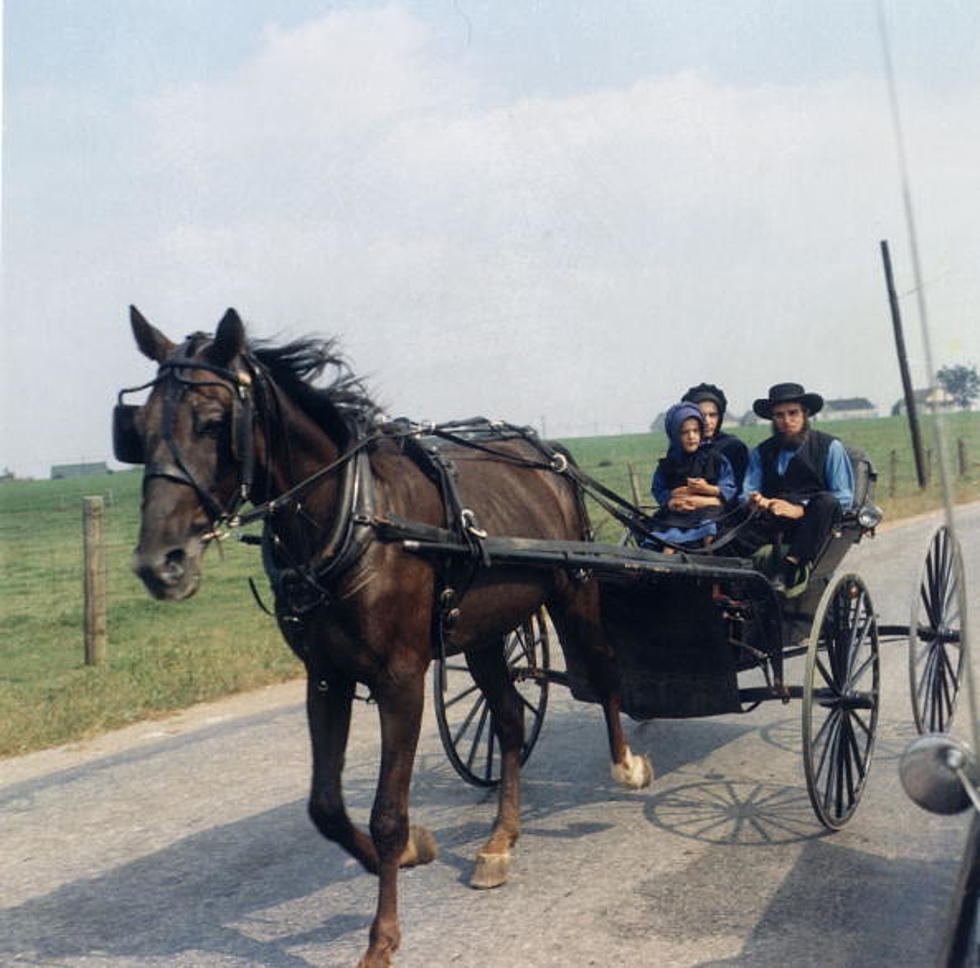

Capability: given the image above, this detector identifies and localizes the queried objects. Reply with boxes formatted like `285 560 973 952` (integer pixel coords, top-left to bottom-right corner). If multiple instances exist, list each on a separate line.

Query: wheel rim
802 574 880 829
433 610 550 787
909 526 965 734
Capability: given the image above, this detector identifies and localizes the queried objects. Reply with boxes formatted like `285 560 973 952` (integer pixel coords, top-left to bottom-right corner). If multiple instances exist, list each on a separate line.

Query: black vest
657 446 722 492
653 446 724 530
711 432 749 491
758 429 835 503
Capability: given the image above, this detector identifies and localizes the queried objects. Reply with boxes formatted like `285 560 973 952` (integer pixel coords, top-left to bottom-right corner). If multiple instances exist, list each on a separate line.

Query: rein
235 431 384 529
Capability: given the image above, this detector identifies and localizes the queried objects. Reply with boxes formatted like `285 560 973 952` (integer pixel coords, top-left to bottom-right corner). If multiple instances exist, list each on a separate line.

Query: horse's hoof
400 825 438 867
356 952 391 968
357 940 396 968
611 749 653 789
470 850 510 889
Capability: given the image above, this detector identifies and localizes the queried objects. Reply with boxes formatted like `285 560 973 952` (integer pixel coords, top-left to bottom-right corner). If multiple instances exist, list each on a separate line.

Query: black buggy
398 426 965 831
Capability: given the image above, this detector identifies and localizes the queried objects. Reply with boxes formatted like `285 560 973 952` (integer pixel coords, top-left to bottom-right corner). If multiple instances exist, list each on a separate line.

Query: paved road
2 505 978 968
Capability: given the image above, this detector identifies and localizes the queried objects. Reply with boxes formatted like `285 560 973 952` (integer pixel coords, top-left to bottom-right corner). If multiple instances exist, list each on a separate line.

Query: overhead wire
876 0 976 753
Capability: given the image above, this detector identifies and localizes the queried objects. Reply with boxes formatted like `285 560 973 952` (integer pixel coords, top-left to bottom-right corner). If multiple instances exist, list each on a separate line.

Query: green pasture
0 470 297 757
1 412 978 757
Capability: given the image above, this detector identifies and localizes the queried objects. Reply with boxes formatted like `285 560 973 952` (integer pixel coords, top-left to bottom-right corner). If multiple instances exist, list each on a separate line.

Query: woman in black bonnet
645 401 736 551
681 382 749 492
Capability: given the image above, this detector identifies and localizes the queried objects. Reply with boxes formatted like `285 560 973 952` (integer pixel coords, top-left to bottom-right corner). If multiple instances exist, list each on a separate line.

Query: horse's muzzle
133 544 201 601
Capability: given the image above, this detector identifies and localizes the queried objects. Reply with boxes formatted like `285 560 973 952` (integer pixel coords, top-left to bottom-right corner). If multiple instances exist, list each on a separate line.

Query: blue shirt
740 438 854 510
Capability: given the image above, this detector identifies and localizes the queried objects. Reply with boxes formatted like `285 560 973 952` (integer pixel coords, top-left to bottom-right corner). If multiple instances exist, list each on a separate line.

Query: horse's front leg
306 674 381 872
359 668 434 968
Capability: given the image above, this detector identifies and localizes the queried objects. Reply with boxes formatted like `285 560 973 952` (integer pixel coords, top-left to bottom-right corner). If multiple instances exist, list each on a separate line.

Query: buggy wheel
433 609 550 787
909 525 965 734
802 573 880 829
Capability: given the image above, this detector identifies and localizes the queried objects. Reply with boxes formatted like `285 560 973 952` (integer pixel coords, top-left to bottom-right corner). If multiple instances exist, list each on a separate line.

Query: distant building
890 387 955 417
738 411 761 427
649 412 667 433
816 397 877 421
50 462 109 480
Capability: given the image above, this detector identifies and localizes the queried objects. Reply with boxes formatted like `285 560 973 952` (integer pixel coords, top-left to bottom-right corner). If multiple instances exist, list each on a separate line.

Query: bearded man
735 383 854 593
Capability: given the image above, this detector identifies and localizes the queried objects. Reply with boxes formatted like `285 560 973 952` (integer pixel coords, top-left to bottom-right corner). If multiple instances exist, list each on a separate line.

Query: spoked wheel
909 525 965 734
433 609 551 787
802 573 880 829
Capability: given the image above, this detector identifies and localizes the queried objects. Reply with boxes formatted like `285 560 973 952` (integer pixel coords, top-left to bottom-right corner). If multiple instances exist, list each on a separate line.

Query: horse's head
117 306 256 601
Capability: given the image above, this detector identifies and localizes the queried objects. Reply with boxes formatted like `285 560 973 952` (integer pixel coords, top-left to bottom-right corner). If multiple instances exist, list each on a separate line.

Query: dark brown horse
118 306 651 968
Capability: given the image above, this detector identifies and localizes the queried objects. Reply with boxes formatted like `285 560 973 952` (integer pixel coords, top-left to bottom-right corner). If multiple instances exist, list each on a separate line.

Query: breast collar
259 443 378 618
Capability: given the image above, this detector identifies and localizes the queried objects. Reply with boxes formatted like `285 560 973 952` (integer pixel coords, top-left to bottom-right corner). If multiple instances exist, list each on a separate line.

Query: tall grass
1 412 977 756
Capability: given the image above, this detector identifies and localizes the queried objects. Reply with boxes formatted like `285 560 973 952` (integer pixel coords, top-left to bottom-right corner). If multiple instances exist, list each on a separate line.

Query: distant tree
937 363 980 409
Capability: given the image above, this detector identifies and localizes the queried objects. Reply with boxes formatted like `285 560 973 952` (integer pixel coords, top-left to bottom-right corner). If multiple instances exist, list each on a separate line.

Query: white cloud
4 4 979 475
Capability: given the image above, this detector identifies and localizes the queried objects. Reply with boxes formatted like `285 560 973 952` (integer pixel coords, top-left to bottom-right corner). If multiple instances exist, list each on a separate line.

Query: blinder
113 350 259 524
113 404 145 464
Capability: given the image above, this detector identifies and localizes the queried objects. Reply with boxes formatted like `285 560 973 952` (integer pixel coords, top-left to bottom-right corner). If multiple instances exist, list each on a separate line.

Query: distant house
738 411 761 427
50 461 109 480
890 387 955 417
649 412 667 433
817 397 877 421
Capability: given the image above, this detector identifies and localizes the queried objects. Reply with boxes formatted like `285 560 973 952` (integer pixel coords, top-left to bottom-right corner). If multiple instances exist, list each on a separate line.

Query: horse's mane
250 336 382 443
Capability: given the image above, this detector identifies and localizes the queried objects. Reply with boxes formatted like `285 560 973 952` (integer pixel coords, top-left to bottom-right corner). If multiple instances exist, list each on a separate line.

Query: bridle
113 339 258 530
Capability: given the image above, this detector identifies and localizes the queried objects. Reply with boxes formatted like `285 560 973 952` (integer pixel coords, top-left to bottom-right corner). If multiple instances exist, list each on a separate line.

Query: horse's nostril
163 548 186 581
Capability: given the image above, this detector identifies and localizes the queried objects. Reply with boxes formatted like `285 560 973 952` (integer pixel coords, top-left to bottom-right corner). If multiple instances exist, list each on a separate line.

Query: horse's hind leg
549 580 653 789
465 640 524 889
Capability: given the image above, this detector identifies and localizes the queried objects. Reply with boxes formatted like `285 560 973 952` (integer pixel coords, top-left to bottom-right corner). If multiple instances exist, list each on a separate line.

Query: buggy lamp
899 734 980 816
856 504 883 530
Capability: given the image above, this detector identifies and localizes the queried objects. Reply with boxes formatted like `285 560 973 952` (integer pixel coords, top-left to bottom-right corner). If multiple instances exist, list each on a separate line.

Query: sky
3 0 980 478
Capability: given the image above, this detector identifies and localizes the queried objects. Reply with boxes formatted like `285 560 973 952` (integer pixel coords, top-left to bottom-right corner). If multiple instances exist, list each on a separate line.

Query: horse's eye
194 412 227 438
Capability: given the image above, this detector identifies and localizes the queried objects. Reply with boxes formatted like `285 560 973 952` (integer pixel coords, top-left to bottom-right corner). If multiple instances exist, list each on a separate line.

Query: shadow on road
644 779 829 846
690 838 958 967
1 704 756 965
0 800 365 967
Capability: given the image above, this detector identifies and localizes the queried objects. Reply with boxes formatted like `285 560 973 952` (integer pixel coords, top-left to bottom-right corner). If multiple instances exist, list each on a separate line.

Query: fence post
83 496 108 666
627 462 642 507
958 438 968 478
888 449 897 498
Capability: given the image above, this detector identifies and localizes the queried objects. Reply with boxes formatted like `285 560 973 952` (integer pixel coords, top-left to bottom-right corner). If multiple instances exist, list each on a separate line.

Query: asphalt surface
2 504 978 968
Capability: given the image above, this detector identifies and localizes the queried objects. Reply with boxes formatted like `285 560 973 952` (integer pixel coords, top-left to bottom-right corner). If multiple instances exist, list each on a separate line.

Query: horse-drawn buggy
398 416 962 831
114 307 965 967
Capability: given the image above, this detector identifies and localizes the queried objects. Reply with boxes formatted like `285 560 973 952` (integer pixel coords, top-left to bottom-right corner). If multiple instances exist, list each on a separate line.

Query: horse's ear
130 305 175 362
208 309 245 367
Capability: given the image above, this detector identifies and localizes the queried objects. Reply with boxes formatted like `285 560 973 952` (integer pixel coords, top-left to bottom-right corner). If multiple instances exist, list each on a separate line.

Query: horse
116 306 652 968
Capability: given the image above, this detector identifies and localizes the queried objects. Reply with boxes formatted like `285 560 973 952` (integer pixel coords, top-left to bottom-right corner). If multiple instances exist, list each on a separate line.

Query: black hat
753 383 824 419
682 382 727 416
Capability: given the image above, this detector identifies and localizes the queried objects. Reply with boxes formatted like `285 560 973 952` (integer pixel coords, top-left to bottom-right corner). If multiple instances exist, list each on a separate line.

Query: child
645 401 736 551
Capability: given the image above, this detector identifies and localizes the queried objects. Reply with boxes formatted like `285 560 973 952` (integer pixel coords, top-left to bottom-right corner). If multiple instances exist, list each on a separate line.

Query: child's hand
685 477 716 496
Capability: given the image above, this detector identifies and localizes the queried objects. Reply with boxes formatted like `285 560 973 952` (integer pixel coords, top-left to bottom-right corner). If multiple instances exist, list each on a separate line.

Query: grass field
1 412 977 757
